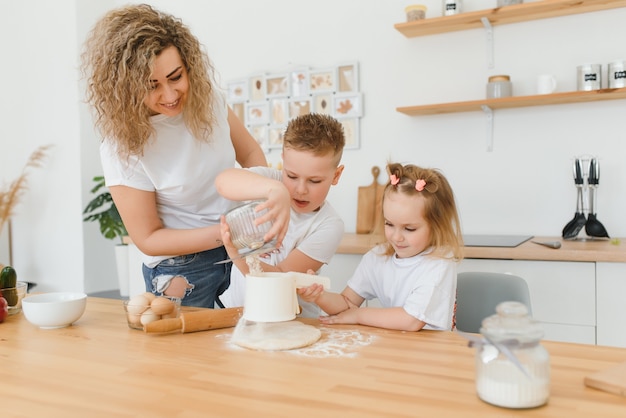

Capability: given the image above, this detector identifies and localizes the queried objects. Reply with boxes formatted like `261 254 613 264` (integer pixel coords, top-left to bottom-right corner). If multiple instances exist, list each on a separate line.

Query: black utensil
584 158 609 238
562 159 587 239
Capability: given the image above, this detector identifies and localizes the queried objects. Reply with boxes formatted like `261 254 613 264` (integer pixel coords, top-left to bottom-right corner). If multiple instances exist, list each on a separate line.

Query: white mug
537 74 557 94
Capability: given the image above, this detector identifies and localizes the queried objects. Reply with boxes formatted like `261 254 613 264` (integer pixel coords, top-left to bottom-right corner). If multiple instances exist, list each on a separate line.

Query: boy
215 113 345 316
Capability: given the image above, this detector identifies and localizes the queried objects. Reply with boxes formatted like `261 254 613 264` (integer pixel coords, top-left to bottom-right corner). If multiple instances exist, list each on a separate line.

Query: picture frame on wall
332 93 362 119
309 68 336 93
245 101 270 125
288 99 312 119
336 62 359 93
231 102 245 123
249 74 266 101
312 93 333 115
290 68 310 98
249 125 269 150
340 118 360 150
227 79 249 102
268 126 285 149
266 73 290 98
270 98 289 126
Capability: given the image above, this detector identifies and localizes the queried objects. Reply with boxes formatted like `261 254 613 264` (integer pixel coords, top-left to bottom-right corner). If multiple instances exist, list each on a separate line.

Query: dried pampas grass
0 145 52 236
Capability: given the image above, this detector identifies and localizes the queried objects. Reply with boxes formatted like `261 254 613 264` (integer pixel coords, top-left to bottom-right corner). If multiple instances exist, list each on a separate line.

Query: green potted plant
83 176 127 243
83 176 130 296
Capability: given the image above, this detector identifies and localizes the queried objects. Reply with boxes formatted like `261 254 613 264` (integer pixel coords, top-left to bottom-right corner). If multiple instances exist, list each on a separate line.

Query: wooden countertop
337 234 626 262
1 297 626 416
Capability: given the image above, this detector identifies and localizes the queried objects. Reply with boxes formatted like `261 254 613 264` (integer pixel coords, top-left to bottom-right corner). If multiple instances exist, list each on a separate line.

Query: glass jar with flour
474 301 550 409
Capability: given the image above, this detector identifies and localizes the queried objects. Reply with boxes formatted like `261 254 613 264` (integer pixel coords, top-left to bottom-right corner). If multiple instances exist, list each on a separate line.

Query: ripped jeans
142 247 231 308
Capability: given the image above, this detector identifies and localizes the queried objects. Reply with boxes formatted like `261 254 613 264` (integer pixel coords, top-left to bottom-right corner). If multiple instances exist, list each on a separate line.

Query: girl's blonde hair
383 163 464 260
81 4 216 157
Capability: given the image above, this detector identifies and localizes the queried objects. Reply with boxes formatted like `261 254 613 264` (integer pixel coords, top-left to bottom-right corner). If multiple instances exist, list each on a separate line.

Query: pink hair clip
390 174 400 185
415 179 426 192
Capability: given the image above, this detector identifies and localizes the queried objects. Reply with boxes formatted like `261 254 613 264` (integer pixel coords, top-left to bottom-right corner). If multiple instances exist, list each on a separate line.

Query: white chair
455 272 532 333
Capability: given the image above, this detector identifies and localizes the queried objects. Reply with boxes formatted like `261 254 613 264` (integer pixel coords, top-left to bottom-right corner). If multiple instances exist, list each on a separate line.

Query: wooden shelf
397 88 626 116
394 0 626 37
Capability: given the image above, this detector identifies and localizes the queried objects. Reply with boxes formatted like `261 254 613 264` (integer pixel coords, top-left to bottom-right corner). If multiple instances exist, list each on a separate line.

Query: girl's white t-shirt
99 94 236 267
347 245 457 330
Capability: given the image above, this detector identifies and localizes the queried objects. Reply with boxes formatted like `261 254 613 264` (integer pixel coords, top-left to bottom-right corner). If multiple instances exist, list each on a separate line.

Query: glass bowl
123 294 181 330
1 281 28 315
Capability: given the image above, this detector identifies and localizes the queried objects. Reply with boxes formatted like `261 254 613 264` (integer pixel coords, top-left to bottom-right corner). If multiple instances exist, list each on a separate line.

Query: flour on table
231 320 321 351
219 324 374 357
289 327 374 358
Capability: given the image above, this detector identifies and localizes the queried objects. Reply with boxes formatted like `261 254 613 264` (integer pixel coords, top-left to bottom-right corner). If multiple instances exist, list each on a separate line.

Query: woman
81 4 286 307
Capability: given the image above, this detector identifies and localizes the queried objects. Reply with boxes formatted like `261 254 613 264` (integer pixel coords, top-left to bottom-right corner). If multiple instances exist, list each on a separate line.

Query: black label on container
446 4 458 11
614 70 626 80
584 74 598 82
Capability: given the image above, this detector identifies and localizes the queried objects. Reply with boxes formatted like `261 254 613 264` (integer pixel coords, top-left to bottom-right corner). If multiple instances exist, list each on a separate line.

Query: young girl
298 162 464 331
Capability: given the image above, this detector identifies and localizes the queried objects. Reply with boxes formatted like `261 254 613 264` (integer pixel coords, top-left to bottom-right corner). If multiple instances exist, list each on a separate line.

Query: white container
243 272 331 323
608 61 626 88
577 64 602 91
443 0 461 16
474 301 550 409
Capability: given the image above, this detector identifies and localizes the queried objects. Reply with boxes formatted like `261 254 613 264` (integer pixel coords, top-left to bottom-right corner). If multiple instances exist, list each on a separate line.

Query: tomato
0 295 8 323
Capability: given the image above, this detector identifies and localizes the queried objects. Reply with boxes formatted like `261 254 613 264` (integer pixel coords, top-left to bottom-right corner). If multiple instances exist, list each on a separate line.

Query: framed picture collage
227 62 362 152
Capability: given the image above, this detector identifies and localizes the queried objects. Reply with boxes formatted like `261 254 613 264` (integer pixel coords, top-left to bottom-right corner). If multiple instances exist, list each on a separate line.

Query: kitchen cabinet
596 262 626 347
457 258 596 344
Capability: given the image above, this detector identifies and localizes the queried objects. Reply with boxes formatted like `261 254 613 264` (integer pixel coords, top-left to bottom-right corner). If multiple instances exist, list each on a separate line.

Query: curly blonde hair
383 163 464 260
81 4 217 157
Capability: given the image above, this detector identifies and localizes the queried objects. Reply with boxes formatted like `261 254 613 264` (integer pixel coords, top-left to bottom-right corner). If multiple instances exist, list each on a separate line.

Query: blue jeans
142 247 231 308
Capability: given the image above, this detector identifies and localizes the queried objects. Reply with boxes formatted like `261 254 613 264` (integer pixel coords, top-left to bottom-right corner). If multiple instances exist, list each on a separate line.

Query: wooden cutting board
356 166 385 234
584 361 626 397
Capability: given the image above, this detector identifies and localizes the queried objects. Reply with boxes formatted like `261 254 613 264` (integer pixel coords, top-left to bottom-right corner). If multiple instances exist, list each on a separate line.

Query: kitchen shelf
397 87 626 116
394 0 626 37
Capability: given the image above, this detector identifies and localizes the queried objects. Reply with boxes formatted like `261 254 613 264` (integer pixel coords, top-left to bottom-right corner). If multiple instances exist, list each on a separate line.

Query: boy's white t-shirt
220 167 345 314
99 94 236 268
347 245 457 330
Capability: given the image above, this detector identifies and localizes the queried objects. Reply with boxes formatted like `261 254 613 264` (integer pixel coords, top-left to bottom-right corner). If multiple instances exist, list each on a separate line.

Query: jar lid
405 4 427 12
488 75 511 82
480 301 543 343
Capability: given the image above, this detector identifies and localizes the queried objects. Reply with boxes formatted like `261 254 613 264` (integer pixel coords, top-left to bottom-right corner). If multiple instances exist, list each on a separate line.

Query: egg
126 294 150 315
140 308 159 326
142 292 156 302
150 297 175 315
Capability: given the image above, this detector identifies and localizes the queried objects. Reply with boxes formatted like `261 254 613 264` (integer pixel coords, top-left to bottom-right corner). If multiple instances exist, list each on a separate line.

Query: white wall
3 1 625 293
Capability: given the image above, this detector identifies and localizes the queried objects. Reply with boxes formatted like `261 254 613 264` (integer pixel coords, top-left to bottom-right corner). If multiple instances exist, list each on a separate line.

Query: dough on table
232 320 321 351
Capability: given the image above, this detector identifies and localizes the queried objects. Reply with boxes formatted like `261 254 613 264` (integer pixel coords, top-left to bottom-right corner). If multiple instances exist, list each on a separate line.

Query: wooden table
1 298 625 417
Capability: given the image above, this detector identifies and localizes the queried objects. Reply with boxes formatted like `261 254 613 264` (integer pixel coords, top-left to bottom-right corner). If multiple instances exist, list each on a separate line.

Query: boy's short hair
283 114 345 166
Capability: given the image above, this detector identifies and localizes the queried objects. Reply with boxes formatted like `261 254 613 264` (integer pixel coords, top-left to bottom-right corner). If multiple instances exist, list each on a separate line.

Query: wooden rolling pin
144 307 243 334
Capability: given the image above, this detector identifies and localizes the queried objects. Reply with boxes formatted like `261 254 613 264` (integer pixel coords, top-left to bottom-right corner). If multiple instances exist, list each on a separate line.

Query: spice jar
475 301 550 409
405 5 427 22
486 75 513 99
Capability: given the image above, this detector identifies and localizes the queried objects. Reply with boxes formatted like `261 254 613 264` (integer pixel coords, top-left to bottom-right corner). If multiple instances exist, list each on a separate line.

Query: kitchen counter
1 297 626 416
337 234 626 262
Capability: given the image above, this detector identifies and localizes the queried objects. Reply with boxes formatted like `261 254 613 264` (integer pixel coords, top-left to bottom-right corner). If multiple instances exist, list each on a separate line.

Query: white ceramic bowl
22 292 87 329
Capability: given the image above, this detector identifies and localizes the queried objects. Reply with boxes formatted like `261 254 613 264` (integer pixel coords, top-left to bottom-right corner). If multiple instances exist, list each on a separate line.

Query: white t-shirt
347 245 457 330
100 93 236 268
220 167 345 314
